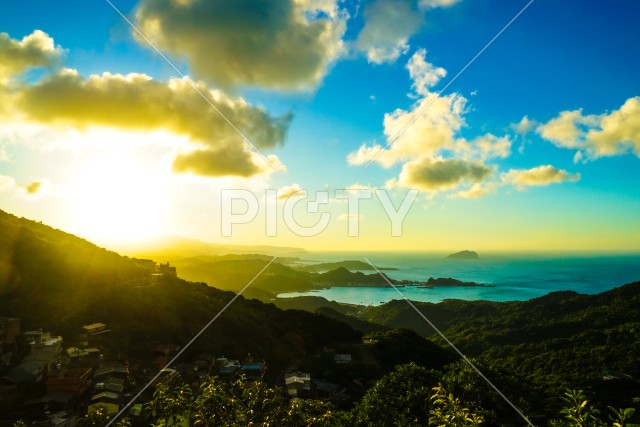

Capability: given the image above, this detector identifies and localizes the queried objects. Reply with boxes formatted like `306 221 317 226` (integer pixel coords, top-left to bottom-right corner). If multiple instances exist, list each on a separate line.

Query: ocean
277 252 640 306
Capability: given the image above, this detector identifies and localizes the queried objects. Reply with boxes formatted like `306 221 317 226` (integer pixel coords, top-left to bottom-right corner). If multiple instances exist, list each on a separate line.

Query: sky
0 0 639 252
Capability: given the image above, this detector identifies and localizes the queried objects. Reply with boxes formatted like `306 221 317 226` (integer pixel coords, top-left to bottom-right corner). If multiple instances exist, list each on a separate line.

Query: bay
277 252 640 306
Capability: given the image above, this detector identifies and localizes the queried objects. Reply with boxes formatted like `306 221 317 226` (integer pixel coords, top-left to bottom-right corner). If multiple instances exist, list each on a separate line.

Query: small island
446 250 479 260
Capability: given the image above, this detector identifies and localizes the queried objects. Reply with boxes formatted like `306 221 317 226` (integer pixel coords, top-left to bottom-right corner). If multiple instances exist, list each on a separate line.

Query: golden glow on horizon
68 152 168 244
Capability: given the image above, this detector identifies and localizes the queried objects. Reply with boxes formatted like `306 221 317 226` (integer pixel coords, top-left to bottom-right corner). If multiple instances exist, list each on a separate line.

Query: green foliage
363 329 455 371
549 389 639 427
558 389 603 427
428 383 483 427
77 406 130 427
351 363 438 426
608 407 639 427
146 376 336 427
359 284 640 417
146 383 192 426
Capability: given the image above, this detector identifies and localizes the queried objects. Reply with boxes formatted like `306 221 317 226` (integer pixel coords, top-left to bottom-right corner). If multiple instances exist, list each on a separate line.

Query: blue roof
241 365 263 370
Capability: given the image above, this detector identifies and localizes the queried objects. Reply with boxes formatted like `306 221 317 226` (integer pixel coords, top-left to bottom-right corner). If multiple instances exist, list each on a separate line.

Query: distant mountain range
114 234 307 261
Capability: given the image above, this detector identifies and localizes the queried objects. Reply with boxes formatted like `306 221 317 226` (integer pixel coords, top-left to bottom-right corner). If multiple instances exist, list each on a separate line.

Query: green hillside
0 209 362 367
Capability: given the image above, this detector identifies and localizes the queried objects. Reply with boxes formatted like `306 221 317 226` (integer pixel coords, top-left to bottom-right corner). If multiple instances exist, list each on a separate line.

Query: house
82 323 109 336
152 343 177 369
22 349 61 372
66 347 89 359
314 381 340 399
95 376 125 394
155 368 179 386
88 391 120 415
23 391 75 415
215 358 241 381
94 364 129 381
240 361 266 381
158 262 177 276
16 360 47 383
23 329 63 353
1 366 37 388
47 367 92 396
334 354 352 364
284 372 311 398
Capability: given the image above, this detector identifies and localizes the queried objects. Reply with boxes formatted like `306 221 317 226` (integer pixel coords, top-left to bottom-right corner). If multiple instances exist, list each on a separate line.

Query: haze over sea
278 252 640 306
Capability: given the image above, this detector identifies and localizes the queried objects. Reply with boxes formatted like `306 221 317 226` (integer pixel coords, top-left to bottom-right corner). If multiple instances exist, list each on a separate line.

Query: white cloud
537 97 640 161
449 182 497 199
1 67 291 178
134 0 348 90
501 165 581 189
585 96 640 157
277 183 304 200
419 0 461 8
511 116 536 135
0 30 63 80
353 0 461 64
407 48 446 95
0 175 51 197
453 133 512 161
354 0 423 64
348 49 515 198
537 109 599 150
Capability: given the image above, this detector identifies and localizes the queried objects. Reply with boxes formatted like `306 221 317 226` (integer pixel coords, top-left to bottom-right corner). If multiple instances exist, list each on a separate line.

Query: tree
351 363 438 426
428 384 483 427
77 406 131 427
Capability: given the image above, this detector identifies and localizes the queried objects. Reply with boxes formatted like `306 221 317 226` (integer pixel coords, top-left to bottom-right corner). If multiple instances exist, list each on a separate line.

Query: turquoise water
277 252 640 305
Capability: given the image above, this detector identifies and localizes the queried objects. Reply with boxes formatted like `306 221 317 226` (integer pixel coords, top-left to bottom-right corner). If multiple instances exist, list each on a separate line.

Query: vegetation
359 286 640 417
2 209 639 425
49 368 637 427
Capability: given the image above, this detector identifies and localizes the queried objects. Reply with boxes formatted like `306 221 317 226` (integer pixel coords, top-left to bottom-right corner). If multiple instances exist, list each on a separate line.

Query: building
95 376 125 394
23 391 75 416
23 329 63 353
94 364 129 381
240 362 266 381
22 349 61 372
88 391 120 415
158 262 177 276
285 372 311 398
82 323 109 336
47 367 93 396
314 381 340 399
334 354 352 364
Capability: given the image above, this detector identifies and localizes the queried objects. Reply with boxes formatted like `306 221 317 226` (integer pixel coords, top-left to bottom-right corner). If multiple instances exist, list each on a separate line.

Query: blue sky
0 0 639 251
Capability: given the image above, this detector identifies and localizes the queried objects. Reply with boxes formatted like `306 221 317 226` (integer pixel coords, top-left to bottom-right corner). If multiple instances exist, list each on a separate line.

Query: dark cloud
134 0 347 89
396 157 492 191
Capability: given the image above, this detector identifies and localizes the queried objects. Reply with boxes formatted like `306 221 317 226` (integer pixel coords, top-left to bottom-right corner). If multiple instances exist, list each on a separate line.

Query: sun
68 152 169 245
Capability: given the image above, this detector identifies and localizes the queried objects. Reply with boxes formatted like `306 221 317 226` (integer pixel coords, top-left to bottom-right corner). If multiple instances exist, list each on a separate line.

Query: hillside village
0 263 363 426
